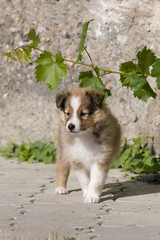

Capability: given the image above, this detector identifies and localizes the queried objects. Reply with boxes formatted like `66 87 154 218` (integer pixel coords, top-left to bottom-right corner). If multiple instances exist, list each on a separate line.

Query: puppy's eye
65 112 70 116
80 112 88 117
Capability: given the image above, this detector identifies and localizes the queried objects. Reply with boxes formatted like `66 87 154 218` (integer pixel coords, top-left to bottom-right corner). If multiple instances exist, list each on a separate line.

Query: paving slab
0 157 160 240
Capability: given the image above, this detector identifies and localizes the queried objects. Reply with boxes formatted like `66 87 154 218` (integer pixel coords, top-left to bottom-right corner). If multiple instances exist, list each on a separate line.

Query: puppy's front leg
85 163 106 204
55 158 70 195
74 168 90 198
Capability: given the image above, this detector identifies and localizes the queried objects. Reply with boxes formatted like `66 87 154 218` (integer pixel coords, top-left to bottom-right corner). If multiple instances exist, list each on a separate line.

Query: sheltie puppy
55 87 121 203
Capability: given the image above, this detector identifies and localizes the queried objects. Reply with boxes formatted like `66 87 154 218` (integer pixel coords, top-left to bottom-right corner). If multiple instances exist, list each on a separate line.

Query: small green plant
1 137 160 175
112 137 160 174
1 141 56 164
3 20 160 101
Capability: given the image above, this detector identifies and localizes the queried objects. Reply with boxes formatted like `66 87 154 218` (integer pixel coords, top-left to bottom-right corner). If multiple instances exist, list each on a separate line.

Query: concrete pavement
0 157 160 240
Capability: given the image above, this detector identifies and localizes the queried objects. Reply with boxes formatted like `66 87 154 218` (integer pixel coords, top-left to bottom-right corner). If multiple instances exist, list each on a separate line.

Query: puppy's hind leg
55 158 70 195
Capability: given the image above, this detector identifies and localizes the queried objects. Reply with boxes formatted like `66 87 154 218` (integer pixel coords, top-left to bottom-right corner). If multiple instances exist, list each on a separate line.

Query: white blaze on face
66 96 81 133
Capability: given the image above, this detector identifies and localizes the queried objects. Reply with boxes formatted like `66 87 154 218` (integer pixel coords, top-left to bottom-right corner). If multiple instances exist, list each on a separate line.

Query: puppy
55 87 121 203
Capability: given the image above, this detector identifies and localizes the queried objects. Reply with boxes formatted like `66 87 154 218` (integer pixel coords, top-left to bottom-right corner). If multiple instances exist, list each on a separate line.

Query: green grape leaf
119 61 137 73
94 66 111 98
76 19 94 62
3 28 40 63
94 66 101 77
3 47 31 63
79 71 103 89
35 50 53 65
3 51 17 61
137 46 156 75
151 58 160 89
14 48 31 63
35 51 67 90
21 47 32 61
78 70 111 99
103 88 111 98
119 61 156 101
28 28 40 48
119 61 137 86
3 51 12 58
129 73 156 101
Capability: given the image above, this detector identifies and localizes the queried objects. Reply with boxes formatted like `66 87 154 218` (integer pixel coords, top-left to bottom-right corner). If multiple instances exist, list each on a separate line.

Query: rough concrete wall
0 0 160 155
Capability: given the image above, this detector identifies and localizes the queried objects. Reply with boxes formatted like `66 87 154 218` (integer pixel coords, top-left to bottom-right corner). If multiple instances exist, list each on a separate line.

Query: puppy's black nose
68 123 75 131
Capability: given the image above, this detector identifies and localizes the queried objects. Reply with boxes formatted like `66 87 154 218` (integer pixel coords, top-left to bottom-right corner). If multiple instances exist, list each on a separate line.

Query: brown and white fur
55 87 121 203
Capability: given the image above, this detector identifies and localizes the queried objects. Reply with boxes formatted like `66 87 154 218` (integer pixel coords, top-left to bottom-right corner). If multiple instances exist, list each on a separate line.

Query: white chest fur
67 130 106 168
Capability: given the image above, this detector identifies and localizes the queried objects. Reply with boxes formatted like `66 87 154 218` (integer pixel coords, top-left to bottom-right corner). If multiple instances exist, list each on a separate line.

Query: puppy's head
56 87 104 134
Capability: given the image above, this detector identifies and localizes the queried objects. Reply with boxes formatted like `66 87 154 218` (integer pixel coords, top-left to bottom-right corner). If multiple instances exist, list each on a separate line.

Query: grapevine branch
15 45 122 75
3 22 160 102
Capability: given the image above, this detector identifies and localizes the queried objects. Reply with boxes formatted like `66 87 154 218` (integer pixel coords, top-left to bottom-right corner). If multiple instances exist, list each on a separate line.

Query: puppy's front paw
55 187 68 195
84 194 100 204
82 190 88 199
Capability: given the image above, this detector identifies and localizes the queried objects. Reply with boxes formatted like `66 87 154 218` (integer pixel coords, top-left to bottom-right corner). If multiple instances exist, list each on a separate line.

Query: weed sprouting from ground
112 136 160 174
0 141 56 164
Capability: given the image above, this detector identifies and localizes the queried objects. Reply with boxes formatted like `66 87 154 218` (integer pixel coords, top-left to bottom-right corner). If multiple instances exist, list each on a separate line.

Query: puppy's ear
56 91 68 109
87 88 105 107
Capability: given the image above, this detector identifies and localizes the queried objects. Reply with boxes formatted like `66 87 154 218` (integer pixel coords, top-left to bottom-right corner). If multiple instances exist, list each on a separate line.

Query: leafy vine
4 20 160 102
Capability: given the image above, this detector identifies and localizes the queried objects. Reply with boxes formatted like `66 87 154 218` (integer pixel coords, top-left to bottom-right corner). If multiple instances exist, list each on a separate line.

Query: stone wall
0 0 160 155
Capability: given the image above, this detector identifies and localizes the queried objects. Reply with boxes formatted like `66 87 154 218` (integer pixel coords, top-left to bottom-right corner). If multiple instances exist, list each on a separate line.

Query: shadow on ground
101 179 160 202
68 178 160 203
